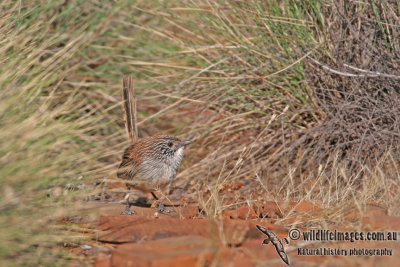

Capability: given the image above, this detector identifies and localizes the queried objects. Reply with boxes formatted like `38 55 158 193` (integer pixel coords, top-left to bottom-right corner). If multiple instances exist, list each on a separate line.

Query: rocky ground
61 180 400 267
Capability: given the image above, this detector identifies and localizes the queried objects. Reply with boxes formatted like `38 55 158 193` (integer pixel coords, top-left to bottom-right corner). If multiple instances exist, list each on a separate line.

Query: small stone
81 244 92 250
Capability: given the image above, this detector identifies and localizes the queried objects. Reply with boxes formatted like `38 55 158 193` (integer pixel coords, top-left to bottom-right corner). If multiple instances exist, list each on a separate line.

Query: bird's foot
121 209 136 215
155 202 174 213
121 202 136 215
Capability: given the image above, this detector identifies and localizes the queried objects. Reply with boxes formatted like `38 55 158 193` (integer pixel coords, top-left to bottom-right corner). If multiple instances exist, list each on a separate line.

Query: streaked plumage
118 135 191 192
119 77 192 214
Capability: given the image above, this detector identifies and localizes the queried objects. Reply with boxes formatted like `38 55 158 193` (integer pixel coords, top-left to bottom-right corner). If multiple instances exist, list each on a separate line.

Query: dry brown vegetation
1 0 400 266
168 1 400 220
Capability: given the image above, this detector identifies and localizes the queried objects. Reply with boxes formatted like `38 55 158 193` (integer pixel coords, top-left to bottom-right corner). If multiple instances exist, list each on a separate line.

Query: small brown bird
118 77 192 215
117 135 192 214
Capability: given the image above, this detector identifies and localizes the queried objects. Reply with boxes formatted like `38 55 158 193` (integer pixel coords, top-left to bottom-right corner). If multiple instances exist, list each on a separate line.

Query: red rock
255 201 283 218
241 239 280 261
95 217 270 246
230 251 254 267
174 205 199 219
346 206 386 221
293 201 320 213
110 235 236 267
97 216 149 231
224 220 253 246
363 214 400 230
93 255 111 267
223 206 258 220
243 238 330 266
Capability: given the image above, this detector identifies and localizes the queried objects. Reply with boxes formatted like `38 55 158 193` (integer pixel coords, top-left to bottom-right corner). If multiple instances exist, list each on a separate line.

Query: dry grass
1 0 400 266
167 0 400 219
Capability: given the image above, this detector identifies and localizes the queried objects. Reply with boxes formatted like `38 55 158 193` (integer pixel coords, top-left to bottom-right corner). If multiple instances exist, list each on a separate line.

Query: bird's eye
167 142 173 147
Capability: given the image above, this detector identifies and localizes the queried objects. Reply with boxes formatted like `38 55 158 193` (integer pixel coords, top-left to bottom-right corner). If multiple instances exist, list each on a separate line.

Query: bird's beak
181 140 192 146
176 139 192 149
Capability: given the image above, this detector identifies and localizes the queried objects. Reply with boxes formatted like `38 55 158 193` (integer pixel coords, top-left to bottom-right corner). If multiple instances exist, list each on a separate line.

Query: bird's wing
117 146 137 179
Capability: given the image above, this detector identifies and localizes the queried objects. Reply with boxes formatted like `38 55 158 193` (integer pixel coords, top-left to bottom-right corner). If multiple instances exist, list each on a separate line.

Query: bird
117 135 192 214
117 77 192 215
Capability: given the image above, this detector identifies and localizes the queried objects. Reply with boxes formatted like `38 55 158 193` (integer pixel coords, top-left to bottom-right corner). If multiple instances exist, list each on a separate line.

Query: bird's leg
121 193 136 215
150 192 174 213
155 202 174 213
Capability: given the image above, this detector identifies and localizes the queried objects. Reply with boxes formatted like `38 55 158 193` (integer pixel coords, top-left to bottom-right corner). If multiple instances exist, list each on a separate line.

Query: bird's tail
122 76 137 144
